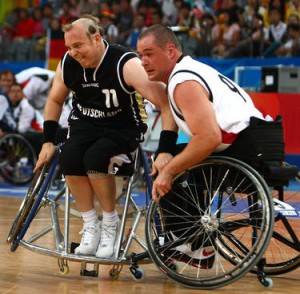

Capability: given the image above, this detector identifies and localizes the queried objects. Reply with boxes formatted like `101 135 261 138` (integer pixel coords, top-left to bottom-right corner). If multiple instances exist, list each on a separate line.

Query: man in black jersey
34 15 177 259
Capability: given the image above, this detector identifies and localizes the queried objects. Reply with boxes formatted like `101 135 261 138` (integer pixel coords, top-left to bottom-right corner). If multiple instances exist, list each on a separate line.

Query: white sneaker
96 218 120 258
74 222 101 256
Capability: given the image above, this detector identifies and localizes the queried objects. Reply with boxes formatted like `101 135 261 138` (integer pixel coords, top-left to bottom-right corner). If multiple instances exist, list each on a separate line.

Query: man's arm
34 62 70 171
152 80 222 202
123 57 177 132
123 57 178 174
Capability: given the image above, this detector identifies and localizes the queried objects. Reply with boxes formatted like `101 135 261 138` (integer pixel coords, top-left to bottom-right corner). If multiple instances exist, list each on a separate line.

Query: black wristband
157 130 178 155
43 120 59 143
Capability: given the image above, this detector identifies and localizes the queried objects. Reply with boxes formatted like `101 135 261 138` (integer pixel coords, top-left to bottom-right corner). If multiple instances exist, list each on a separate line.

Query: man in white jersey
137 24 276 202
137 24 280 268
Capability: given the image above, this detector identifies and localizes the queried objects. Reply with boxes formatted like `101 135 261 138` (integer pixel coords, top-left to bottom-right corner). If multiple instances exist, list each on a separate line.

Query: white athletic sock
81 209 99 227
102 209 119 223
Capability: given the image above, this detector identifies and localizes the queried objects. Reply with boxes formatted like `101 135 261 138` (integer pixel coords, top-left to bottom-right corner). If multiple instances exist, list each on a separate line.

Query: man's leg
88 174 120 258
66 175 102 256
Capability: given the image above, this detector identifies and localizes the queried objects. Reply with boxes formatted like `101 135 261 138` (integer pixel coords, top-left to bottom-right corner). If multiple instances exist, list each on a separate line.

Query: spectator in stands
286 0 300 21
117 0 135 45
0 90 16 138
212 8 241 57
263 6 287 57
41 3 55 31
174 1 200 57
69 0 81 18
287 12 300 25
49 17 64 39
99 10 119 43
195 12 216 57
32 7 46 40
241 0 267 39
276 23 300 56
9 8 37 62
225 12 267 57
126 12 148 50
135 1 154 27
161 0 179 26
32 7 47 61
265 0 286 26
78 0 99 15
0 70 16 95
7 82 38 134
57 0 78 25
150 8 164 25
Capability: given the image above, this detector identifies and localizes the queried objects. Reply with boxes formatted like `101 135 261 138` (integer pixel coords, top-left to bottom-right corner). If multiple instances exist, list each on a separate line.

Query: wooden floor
1 196 299 294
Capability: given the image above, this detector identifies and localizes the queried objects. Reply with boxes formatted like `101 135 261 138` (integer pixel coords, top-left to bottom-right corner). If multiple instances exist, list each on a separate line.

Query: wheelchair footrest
80 269 99 277
80 261 99 277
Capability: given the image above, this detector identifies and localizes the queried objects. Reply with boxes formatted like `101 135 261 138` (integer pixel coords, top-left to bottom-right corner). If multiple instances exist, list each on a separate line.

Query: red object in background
249 92 300 154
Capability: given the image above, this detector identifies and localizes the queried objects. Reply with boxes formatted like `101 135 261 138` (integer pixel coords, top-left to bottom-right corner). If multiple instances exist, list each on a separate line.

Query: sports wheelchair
0 133 37 185
6 141 299 289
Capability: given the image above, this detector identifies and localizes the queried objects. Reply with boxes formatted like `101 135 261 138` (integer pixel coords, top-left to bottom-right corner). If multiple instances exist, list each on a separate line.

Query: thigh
84 131 139 173
59 120 102 175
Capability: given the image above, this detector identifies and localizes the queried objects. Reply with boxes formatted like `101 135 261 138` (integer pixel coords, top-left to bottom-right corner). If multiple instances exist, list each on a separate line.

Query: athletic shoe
74 222 101 256
96 218 120 258
166 233 215 269
171 242 215 269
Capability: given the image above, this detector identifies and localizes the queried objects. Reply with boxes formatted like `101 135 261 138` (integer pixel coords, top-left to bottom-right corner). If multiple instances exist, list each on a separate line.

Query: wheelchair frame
6 144 300 289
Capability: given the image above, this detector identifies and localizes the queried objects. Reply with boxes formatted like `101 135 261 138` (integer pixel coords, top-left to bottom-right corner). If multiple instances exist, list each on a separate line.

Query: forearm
162 134 220 176
44 99 63 122
160 104 178 132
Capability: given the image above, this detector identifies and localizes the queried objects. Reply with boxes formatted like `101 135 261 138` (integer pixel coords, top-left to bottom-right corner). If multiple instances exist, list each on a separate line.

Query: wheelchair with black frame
6 116 299 289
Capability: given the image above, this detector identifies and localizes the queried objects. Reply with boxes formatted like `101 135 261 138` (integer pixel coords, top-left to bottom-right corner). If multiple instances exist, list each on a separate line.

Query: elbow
211 128 222 150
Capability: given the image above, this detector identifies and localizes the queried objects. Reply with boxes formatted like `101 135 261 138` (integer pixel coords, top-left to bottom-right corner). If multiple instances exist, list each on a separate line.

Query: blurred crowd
0 0 300 62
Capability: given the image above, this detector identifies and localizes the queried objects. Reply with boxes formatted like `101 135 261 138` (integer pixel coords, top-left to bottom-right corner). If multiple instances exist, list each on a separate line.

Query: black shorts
59 119 143 176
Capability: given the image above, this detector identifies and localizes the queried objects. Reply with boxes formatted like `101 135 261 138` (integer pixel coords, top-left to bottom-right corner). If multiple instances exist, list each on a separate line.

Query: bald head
62 14 104 37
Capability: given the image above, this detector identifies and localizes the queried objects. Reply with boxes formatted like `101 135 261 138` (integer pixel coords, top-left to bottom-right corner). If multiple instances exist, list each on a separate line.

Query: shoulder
108 43 138 59
0 94 9 104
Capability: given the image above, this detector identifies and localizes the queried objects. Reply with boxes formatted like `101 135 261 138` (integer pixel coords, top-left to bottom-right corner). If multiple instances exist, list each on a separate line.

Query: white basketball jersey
167 56 267 151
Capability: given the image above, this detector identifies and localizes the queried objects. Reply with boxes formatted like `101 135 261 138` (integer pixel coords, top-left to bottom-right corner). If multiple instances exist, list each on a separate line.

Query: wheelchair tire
0 133 37 185
7 149 59 251
145 156 274 289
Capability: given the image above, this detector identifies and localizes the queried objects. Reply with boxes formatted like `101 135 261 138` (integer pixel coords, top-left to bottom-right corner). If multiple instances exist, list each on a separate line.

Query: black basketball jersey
61 41 145 131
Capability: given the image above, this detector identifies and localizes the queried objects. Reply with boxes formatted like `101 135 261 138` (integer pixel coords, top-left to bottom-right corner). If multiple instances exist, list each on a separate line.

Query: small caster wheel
132 268 145 281
261 277 273 288
59 264 69 276
109 268 120 280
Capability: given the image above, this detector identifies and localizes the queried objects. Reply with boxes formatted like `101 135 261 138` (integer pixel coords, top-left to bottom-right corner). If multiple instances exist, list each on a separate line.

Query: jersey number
102 89 119 108
218 75 246 102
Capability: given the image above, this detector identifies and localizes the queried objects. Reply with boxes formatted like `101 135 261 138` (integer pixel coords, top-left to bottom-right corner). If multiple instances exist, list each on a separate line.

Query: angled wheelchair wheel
0 133 37 185
252 187 300 275
145 156 274 289
7 148 59 251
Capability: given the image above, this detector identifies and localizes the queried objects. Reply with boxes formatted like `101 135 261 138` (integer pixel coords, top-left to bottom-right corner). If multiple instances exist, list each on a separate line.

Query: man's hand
33 142 56 173
150 152 173 177
152 170 173 203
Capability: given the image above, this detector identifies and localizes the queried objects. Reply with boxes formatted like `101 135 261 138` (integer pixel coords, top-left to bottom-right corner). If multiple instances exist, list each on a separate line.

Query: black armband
43 120 59 143
157 130 178 155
